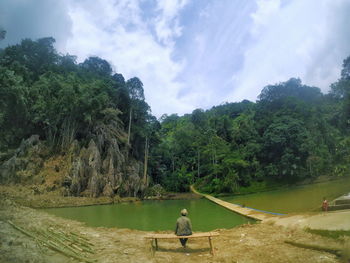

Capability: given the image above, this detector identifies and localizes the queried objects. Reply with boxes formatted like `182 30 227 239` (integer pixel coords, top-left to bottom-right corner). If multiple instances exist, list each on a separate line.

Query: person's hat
181 209 188 216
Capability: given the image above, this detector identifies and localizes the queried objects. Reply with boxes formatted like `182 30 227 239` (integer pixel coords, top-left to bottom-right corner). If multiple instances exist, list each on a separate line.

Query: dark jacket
175 216 192 236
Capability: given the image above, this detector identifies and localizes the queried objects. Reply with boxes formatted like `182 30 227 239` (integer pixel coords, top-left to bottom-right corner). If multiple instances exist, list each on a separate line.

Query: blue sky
1 0 350 117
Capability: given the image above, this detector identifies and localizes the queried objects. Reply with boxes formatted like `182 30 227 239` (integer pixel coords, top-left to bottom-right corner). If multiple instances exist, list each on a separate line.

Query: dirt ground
0 187 349 263
267 210 350 232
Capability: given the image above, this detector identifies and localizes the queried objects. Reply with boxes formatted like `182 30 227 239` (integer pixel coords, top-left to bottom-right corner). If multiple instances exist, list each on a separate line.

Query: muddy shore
0 185 201 209
0 186 349 263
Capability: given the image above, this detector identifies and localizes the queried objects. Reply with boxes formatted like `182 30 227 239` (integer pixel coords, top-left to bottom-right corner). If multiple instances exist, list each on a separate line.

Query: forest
1 37 350 196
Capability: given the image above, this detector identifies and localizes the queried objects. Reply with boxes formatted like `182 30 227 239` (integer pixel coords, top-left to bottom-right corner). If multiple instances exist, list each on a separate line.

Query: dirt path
1 197 348 263
267 210 350 231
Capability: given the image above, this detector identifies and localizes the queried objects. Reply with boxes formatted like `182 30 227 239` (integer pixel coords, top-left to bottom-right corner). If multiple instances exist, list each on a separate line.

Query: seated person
175 208 192 248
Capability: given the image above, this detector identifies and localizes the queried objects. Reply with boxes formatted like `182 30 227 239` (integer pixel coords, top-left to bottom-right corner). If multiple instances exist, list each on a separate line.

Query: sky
1 0 350 117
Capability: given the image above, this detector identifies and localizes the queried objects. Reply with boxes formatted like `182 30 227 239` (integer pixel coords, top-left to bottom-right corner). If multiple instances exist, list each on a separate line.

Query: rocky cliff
0 135 148 198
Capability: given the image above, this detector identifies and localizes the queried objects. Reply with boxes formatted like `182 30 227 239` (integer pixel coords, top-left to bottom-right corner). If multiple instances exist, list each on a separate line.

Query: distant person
175 208 192 248
322 197 329 212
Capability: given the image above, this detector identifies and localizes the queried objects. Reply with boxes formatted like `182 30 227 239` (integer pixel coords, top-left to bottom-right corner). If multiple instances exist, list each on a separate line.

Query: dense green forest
152 58 350 193
0 37 154 154
0 37 350 196
0 38 157 197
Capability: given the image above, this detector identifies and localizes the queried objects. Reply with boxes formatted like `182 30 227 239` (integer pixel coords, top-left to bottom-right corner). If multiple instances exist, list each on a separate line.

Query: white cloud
2 0 349 116
153 0 188 45
63 0 191 117
251 0 280 36
229 0 350 102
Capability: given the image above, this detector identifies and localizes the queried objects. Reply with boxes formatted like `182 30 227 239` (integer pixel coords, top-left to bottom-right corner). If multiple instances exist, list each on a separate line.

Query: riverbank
210 175 349 198
1 175 346 209
0 185 201 209
1 197 348 263
192 184 350 232
1 184 350 262
269 210 350 231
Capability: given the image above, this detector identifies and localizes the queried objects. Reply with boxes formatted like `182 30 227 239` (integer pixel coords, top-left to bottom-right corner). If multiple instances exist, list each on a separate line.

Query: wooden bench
145 232 219 255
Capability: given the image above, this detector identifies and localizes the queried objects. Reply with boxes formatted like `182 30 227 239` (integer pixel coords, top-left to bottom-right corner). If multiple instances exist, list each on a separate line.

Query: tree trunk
213 147 217 179
127 108 132 145
172 154 175 173
143 137 149 186
197 149 200 179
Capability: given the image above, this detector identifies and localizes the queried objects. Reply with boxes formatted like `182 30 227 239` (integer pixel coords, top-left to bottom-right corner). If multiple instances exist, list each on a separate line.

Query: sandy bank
1 197 349 262
268 210 350 231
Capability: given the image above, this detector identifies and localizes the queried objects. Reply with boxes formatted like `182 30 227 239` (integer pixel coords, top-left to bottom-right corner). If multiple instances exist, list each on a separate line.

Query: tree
341 56 350 80
0 27 6 41
81 56 112 76
125 77 146 146
0 68 28 149
0 37 58 82
330 56 350 127
261 116 310 180
258 78 322 104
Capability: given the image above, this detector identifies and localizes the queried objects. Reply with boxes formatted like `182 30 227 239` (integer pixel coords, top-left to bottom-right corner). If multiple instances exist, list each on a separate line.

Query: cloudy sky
1 0 350 117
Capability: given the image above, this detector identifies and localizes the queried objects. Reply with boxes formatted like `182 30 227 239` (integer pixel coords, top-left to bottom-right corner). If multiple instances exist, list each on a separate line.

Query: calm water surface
223 177 350 214
43 199 254 231
44 178 350 230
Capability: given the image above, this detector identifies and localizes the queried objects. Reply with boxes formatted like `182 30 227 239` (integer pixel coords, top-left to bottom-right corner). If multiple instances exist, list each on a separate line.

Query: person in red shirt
322 197 329 212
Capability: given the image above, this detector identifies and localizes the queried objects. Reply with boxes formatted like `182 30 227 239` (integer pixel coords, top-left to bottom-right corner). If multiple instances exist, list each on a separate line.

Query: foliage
1 37 350 194
0 38 155 164
151 57 350 193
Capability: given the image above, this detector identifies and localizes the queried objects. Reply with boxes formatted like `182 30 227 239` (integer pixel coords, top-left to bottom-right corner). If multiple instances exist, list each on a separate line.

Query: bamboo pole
36 229 81 256
48 228 94 253
69 231 91 242
68 231 95 247
7 221 96 263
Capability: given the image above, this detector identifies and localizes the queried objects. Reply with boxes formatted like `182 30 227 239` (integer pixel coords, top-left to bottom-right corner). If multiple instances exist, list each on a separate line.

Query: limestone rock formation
0 134 148 198
0 135 46 184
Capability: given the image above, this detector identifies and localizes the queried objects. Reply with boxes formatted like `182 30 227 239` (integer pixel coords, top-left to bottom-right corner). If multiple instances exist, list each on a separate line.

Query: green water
43 178 350 231
43 199 254 231
223 177 350 214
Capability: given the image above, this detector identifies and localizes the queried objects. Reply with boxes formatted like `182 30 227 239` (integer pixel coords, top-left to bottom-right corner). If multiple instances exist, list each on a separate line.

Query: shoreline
0 175 348 209
210 175 350 198
1 196 347 263
0 185 201 209
1 183 349 262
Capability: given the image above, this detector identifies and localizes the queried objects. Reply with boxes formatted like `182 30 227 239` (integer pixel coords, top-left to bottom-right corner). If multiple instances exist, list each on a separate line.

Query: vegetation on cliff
0 37 350 196
0 37 158 197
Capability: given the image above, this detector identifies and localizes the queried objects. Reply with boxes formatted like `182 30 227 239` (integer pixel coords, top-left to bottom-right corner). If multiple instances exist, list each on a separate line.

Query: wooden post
150 239 155 256
155 238 158 250
208 236 214 255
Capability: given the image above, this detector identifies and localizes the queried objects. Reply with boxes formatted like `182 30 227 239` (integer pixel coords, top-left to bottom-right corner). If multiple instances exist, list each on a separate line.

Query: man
175 208 192 248
322 197 329 212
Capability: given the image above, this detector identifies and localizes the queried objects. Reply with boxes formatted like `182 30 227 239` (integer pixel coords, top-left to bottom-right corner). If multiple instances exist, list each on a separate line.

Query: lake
43 198 254 231
223 177 350 214
43 177 350 230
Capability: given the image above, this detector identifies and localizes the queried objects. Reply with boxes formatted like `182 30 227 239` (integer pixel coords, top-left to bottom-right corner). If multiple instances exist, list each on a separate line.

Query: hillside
0 37 156 198
1 37 350 197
